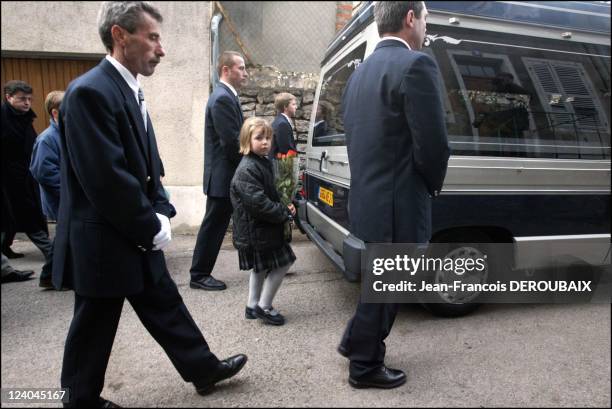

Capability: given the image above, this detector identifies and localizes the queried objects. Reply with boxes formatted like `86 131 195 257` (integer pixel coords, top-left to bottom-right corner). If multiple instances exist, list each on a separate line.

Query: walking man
189 51 248 291
1 80 54 268
54 3 246 406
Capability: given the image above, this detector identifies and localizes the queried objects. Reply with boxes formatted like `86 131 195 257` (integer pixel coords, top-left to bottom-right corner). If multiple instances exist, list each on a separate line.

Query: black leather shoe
190 276 227 291
99 397 121 408
194 354 248 395
245 306 257 319
2 247 24 259
39 276 54 289
337 344 350 358
254 305 285 325
1 269 35 284
349 366 407 389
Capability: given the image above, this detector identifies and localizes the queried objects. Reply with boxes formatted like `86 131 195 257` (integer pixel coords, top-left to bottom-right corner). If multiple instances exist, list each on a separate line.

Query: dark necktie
138 88 147 131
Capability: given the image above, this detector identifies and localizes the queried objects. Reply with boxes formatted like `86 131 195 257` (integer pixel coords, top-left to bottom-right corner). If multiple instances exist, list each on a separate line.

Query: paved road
2 232 610 407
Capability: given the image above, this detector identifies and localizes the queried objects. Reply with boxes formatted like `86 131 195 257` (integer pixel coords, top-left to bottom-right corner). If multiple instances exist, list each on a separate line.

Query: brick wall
335 1 354 32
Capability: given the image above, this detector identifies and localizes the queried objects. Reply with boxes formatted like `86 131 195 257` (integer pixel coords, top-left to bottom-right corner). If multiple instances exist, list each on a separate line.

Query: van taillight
299 172 306 199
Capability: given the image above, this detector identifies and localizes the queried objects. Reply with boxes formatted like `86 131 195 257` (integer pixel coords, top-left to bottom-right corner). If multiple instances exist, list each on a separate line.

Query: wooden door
1 57 99 134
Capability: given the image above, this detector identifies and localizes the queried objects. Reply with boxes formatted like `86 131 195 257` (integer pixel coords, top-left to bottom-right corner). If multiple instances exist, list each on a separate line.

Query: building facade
2 1 212 231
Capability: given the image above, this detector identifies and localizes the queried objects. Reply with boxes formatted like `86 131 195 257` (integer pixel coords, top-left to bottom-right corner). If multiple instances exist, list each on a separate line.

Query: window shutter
524 58 573 127
554 65 600 128
524 57 604 129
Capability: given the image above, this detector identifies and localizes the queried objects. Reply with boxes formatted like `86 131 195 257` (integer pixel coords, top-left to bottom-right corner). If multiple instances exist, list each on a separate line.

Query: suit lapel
100 59 151 167
219 82 243 122
282 114 295 139
146 116 158 177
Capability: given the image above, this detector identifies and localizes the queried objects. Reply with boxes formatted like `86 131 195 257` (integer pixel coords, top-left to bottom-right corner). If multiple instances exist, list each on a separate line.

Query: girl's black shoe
254 305 285 326
245 306 257 320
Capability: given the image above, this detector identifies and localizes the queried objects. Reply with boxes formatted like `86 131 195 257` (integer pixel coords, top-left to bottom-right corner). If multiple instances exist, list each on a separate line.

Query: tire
421 301 481 317
420 230 495 318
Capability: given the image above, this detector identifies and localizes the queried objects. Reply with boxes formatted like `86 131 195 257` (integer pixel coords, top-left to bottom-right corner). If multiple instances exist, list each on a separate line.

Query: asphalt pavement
1 231 610 407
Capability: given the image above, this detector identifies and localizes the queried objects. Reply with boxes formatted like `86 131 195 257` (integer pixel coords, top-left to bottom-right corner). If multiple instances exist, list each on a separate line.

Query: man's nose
157 45 166 58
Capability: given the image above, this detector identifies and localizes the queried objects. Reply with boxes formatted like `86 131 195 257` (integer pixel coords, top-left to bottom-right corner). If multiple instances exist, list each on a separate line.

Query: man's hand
152 213 171 251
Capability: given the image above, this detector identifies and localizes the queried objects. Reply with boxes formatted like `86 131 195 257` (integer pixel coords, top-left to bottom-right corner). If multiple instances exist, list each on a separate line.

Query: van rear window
426 24 611 159
312 43 367 147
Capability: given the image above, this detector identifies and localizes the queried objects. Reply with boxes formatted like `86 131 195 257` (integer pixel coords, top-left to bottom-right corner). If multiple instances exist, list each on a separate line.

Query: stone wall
240 65 320 152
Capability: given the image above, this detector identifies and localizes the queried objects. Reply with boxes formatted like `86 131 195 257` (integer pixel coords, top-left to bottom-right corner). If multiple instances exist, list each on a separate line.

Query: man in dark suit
269 92 297 160
54 3 246 406
1 80 54 266
189 51 247 291
339 1 450 389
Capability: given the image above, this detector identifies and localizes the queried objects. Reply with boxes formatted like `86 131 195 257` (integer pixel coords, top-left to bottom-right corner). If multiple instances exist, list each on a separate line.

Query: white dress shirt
379 36 412 50
219 80 238 97
105 55 147 130
281 113 294 129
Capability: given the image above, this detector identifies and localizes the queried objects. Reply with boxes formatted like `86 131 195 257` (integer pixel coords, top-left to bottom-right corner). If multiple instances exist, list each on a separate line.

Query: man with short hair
269 92 298 160
55 3 247 406
189 50 248 291
1 80 54 270
339 1 450 389
30 90 64 289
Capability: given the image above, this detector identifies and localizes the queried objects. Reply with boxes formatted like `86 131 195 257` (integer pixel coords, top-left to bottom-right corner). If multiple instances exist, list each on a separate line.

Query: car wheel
421 231 496 318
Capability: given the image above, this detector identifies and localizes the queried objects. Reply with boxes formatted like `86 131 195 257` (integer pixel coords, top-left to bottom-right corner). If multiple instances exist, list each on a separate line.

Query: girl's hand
287 203 296 217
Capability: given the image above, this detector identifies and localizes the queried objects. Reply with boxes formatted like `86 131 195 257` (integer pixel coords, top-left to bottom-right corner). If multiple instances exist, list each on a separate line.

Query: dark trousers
190 196 233 281
340 301 400 378
61 270 220 407
3 230 53 277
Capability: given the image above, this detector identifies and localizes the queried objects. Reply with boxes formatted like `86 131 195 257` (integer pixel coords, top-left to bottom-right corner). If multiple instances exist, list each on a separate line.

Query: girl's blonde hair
239 116 273 155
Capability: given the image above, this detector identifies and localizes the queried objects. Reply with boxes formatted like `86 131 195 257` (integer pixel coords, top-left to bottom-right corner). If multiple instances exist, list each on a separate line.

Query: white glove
152 213 171 251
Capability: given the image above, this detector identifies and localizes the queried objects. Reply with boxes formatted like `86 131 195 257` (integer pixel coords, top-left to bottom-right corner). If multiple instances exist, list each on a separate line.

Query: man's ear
110 24 126 48
404 10 415 29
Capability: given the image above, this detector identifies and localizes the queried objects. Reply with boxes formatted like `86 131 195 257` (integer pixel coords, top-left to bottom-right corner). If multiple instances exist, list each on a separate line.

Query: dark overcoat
52 58 176 297
1 103 47 233
342 40 450 243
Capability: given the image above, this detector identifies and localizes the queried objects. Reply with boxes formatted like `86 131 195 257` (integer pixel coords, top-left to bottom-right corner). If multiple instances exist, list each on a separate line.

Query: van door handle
319 150 328 172
328 159 348 165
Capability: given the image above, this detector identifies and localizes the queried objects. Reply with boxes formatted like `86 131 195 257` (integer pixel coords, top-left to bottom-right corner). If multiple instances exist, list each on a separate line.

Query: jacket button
146 176 151 182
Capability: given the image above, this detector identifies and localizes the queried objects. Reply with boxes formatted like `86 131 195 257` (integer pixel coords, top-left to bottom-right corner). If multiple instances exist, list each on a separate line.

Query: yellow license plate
319 187 334 207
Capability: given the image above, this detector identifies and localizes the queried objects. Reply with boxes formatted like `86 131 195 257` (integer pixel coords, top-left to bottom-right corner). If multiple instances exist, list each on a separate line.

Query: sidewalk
2 232 610 407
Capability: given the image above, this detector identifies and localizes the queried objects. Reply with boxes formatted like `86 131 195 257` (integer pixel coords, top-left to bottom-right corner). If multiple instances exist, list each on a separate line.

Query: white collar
379 36 412 50
281 113 293 125
219 80 238 97
105 55 141 101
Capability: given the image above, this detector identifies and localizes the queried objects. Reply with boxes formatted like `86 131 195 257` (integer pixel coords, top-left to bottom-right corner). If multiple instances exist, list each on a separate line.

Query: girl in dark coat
230 117 296 326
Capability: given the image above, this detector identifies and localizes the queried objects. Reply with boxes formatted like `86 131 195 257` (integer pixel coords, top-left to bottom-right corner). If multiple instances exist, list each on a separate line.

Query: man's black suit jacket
269 114 296 159
342 40 450 243
52 58 176 297
203 83 244 198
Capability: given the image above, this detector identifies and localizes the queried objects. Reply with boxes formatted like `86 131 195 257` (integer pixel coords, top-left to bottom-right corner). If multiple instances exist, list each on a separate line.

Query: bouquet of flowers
275 149 298 207
275 149 298 243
